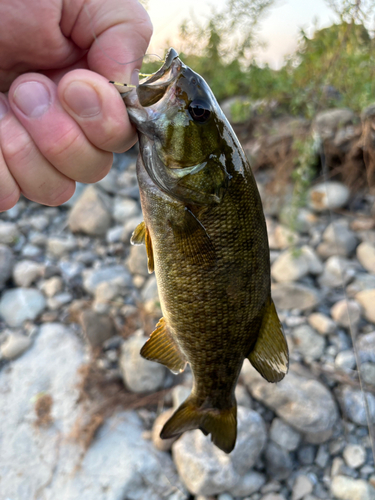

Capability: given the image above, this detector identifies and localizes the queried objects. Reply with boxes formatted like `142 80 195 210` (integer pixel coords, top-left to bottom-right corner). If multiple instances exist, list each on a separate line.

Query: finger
58 69 136 153
65 0 153 83
0 94 21 211
0 94 75 207
8 73 113 184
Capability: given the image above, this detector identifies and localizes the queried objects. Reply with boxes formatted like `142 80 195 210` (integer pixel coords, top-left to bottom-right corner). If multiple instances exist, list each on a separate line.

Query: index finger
61 0 153 84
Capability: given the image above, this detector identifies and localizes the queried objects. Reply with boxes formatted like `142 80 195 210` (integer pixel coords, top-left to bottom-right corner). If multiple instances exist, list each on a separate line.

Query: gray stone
29 214 49 231
361 362 375 386
106 225 123 243
0 332 32 359
47 292 72 310
279 206 318 233
347 274 375 297
0 220 19 244
343 444 366 469
318 219 358 258
337 385 375 426
335 350 356 371
314 108 357 140
297 444 316 465
230 470 266 497
271 282 320 311
127 244 149 277
141 276 161 314
330 299 362 328
261 495 286 500
356 290 375 324
357 242 375 274
318 256 357 288
13 260 45 287
271 246 322 282
308 312 336 335
331 475 375 500
264 442 293 480
79 310 117 348
217 494 234 500
307 182 350 212
269 418 301 451
82 265 132 294
113 196 140 222
120 330 166 393
172 406 266 496
292 475 314 500
68 185 112 236
172 385 192 408
121 214 144 243
315 444 330 468
0 288 46 327
0 244 14 288
242 364 338 443
47 236 77 257
356 332 375 364
152 408 178 452
235 384 253 408
96 168 118 194
291 324 326 360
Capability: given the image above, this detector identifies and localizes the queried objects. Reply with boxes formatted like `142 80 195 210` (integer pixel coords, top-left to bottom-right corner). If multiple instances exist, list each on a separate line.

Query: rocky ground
0 120 375 500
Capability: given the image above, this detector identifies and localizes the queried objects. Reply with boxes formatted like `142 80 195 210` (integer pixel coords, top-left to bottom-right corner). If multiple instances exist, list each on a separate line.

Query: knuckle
2 128 36 164
43 127 84 164
42 181 75 207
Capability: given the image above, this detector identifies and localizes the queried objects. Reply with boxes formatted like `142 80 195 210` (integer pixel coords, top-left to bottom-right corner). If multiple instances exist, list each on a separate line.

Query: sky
146 0 338 69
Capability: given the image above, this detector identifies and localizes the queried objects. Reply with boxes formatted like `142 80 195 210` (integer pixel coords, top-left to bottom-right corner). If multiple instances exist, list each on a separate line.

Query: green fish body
122 48 288 453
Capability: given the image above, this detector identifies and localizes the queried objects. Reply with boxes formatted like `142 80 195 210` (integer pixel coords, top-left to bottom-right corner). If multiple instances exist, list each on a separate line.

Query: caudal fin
160 395 237 454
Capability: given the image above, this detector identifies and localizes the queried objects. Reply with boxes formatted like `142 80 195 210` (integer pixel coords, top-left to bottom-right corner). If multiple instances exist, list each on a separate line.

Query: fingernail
63 81 101 118
13 81 51 118
0 96 8 119
131 69 140 86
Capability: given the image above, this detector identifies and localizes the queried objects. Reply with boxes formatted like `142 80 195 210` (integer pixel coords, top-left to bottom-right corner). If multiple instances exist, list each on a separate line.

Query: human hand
0 0 152 211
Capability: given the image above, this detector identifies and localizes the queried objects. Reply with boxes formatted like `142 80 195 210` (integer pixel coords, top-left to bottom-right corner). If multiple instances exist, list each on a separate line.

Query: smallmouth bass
121 48 289 453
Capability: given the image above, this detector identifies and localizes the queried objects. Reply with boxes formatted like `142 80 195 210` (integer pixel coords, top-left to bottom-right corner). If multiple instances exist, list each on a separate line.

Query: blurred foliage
141 0 375 117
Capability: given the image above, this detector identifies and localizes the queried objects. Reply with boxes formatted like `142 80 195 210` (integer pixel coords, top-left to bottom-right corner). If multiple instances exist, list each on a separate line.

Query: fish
120 48 289 454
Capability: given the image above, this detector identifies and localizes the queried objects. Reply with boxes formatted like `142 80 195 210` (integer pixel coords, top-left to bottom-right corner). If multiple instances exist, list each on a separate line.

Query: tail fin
160 395 237 454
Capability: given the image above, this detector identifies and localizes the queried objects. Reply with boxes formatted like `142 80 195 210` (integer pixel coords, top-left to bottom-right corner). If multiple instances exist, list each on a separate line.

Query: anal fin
161 394 237 454
140 317 186 374
130 221 154 273
248 297 289 383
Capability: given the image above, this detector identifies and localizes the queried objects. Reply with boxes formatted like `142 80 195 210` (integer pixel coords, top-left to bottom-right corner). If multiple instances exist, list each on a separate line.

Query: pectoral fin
169 208 216 266
248 297 289 383
131 222 154 273
140 317 187 374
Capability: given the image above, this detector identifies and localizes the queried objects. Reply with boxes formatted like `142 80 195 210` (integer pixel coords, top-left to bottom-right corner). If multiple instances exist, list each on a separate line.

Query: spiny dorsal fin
169 208 216 266
131 222 154 273
140 317 187 374
161 394 237 454
131 221 146 245
248 297 289 383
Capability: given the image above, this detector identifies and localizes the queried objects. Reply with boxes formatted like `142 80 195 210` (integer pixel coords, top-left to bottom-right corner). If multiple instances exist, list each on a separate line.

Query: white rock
330 299 362 328
127 244 149 277
318 256 357 288
356 289 375 323
357 242 375 274
271 246 322 282
272 225 300 249
308 182 350 212
318 219 358 258
172 406 267 496
172 385 192 408
13 260 45 287
335 350 356 371
0 221 19 244
152 408 179 452
119 330 166 392
308 312 336 335
47 236 77 257
0 288 46 327
68 185 112 236
337 385 375 426
0 332 32 359
113 197 140 222
40 276 63 298
271 282 320 311
292 475 313 500
343 444 366 469
82 265 132 294
331 475 375 500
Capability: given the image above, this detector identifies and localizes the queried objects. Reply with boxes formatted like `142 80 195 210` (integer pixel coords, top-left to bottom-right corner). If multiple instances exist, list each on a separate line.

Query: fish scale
122 48 289 453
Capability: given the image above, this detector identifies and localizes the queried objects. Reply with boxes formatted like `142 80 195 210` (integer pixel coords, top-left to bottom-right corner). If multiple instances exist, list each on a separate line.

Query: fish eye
188 100 211 123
